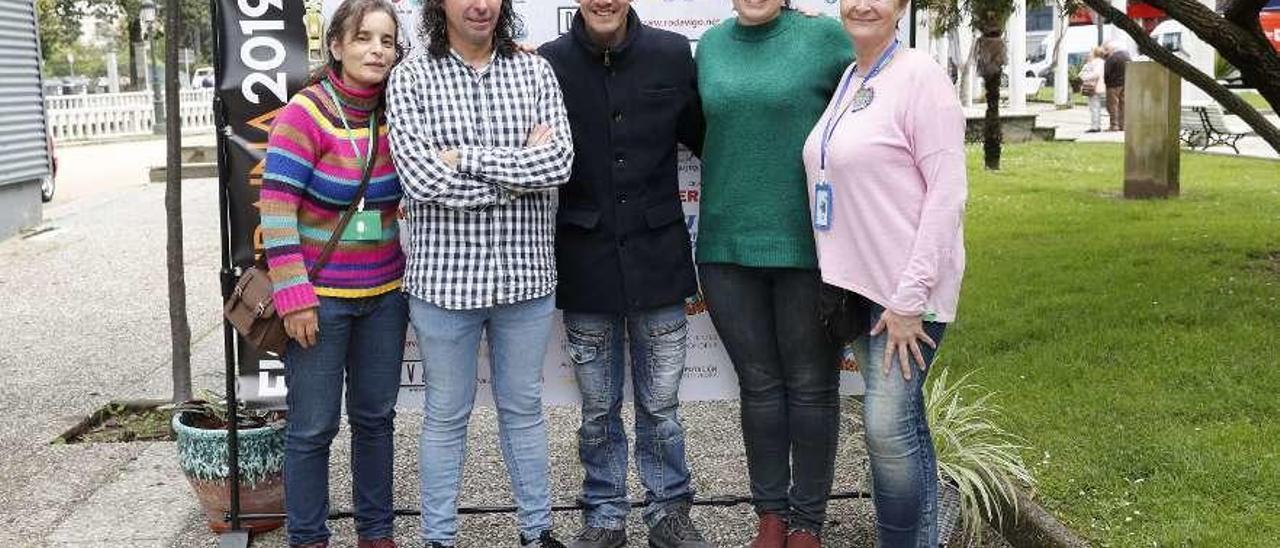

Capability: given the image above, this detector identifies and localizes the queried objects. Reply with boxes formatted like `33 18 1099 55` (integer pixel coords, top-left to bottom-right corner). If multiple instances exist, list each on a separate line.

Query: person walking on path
538 1 709 547
694 1 852 546
261 1 408 546
802 0 968 543
386 0 574 546
1079 46 1106 133
1104 41 1130 131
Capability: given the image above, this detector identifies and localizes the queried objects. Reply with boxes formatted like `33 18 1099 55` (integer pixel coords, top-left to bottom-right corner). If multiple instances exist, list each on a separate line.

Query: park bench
1179 104 1246 153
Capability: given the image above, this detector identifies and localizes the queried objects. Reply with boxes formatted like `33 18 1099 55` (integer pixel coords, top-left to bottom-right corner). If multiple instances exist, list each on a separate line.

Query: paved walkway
973 101 1280 160
0 137 1014 547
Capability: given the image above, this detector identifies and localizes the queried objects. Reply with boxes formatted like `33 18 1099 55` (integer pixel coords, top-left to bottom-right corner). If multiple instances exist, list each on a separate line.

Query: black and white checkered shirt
387 49 574 310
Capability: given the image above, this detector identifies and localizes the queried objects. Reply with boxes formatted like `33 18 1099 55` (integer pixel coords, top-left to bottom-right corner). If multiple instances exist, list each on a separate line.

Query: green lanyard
322 79 376 211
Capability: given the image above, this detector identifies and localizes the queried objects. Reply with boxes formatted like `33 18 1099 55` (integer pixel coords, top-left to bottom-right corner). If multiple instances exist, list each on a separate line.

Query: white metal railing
45 88 216 142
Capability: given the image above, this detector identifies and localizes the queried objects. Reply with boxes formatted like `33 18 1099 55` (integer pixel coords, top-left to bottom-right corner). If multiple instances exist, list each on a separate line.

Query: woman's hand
284 308 319 349
870 309 936 381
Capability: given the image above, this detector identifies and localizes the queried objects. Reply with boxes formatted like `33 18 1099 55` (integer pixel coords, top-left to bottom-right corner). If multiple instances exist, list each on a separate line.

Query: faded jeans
282 292 408 545
698 263 839 534
563 304 693 529
852 301 948 548
1088 93 1105 131
409 294 557 545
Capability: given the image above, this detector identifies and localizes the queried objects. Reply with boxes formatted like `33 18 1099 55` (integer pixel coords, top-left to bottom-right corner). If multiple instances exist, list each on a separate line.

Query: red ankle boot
749 513 788 548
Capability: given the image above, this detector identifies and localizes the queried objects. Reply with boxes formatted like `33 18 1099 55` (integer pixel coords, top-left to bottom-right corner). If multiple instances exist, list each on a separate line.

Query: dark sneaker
357 538 397 548
425 543 452 548
648 504 712 548
568 527 627 548
521 529 568 548
290 543 328 548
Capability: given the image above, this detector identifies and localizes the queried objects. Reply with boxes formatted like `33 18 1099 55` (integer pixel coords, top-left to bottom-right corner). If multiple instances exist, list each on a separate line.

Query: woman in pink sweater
801 0 967 544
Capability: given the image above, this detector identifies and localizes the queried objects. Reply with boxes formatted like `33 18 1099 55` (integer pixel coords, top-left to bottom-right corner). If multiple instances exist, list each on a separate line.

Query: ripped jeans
563 304 693 529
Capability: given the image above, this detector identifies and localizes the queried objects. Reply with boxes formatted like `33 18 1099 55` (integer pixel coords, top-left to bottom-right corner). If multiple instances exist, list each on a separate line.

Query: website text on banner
231 0 861 407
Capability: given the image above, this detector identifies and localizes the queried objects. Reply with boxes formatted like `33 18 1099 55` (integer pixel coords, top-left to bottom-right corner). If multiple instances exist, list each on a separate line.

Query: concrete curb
995 489 1092 548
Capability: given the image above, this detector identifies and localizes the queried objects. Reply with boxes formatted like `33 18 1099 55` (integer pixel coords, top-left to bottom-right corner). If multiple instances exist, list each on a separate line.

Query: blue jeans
282 292 408 545
698 264 839 534
852 302 947 548
563 304 693 530
409 294 556 545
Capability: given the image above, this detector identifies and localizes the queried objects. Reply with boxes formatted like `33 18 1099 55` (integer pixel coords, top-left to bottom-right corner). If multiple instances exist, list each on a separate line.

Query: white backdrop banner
257 0 864 408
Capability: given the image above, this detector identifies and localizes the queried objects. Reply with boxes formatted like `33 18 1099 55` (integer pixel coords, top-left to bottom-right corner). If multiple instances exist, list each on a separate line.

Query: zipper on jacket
603 48 612 68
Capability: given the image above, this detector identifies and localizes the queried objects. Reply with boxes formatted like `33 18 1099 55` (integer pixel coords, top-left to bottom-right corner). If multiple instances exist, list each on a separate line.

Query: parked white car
191 67 214 88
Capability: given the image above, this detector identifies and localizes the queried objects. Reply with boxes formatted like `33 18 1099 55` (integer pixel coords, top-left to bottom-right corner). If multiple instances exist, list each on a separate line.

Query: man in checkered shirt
386 1 573 546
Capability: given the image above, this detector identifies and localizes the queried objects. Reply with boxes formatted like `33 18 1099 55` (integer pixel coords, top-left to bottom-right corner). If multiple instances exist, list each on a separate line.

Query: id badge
341 210 383 242
813 181 834 231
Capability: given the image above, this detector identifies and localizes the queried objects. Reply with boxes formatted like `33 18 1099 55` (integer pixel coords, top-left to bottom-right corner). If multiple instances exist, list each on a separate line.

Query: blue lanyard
820 39 900 172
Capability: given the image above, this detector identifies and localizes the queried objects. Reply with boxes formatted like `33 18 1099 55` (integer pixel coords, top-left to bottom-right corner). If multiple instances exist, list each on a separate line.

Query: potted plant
926 368 1034 547
168 391 287 534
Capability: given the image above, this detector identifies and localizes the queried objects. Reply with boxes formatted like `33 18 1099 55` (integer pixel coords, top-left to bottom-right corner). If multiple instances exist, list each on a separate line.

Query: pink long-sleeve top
802 48 967 322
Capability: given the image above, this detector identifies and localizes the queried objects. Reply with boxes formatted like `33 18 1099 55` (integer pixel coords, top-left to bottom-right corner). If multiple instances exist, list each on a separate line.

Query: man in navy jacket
538 1 707 547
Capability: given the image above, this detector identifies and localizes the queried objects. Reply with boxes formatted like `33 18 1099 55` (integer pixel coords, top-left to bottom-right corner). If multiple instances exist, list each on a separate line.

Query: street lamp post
141 0 164 135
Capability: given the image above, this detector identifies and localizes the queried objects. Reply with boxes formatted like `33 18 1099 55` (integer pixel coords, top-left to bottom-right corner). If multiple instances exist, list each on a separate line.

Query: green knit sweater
695 10 853 268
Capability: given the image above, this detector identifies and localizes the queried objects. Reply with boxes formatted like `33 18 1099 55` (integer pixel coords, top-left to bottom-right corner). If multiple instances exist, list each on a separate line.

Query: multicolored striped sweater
261 71 405 316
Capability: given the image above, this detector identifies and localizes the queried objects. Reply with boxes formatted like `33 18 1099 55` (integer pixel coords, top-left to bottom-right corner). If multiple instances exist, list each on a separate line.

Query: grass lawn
1030 87 1089 106
1237 91 1273 112
941 142 1280 546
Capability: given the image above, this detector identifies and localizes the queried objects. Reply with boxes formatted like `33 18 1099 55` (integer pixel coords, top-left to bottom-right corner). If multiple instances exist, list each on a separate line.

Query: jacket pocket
644 201 685 229
557 207 601 229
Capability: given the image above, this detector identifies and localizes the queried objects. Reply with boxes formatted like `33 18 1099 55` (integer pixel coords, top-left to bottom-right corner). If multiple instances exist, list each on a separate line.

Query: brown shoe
749 513 788 548
785 530 821 548
357 539 397 548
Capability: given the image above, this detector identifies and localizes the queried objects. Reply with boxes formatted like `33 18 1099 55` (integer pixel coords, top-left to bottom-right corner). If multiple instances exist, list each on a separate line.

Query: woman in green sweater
695 1 852 547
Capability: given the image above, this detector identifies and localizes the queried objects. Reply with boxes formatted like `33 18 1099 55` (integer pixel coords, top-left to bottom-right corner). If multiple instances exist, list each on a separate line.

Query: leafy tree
920 0 1028 170
36 0 82 62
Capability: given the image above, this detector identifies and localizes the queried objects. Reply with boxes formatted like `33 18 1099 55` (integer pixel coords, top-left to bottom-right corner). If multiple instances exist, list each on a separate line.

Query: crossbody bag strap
306 109 380 279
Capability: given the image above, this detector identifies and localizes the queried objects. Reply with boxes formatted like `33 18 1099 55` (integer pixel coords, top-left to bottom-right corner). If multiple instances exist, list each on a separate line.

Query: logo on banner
558 7 575 34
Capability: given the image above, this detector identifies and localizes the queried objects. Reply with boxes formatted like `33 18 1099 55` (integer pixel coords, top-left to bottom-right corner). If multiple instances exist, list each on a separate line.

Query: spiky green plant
926 368 1035 539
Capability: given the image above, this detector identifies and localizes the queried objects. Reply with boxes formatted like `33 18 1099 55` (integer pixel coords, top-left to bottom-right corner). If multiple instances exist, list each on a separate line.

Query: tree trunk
976 30 1007 171
165 0 192 403
984 73 1003 170
128 18 141 92
1080 0 1280 152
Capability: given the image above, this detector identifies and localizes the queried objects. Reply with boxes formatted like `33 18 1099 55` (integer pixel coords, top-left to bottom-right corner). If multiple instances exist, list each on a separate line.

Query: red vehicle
1263 2 1280 53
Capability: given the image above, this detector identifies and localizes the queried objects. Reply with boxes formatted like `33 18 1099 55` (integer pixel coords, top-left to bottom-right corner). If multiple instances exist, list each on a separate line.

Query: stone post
1124 62 1180 199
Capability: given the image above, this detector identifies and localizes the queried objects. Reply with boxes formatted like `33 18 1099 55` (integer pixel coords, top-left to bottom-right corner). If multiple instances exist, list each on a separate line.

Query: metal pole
909 0 918 47
211 0 248 545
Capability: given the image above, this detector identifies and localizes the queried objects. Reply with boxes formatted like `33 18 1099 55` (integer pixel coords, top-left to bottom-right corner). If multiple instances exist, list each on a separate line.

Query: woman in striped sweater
260 1 406 546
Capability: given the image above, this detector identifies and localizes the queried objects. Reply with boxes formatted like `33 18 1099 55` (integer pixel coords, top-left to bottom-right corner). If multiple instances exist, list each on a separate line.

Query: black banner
214 0 315 381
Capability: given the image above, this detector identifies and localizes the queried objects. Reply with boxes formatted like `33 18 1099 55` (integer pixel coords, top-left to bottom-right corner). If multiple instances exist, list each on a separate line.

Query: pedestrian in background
1104 41 1130 131
1079 46 1106 133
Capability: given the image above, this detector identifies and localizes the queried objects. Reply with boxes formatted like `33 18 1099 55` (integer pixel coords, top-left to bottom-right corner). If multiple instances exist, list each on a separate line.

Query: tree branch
1080 0 1280 152
1223 0 1269 33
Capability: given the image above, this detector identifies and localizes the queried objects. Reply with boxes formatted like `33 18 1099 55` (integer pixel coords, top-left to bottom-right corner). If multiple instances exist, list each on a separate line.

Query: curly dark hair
306 0 405 87
420 0 525 59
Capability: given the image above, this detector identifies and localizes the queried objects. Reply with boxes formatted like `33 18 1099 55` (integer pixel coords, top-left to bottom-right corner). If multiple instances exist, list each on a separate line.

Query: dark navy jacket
539 9 704 313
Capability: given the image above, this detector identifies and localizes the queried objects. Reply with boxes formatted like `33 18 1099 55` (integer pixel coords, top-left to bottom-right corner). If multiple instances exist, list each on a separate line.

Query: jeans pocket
565 324 605 365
